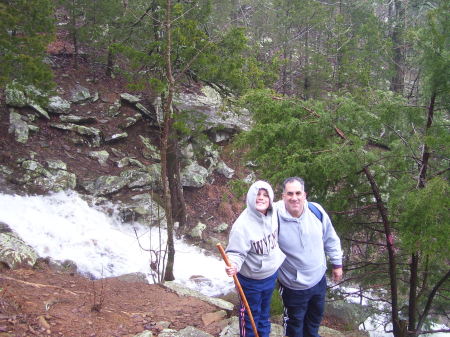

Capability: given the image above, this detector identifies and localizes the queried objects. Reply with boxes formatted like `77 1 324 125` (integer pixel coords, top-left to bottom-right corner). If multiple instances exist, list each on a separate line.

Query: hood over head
246 180 274 215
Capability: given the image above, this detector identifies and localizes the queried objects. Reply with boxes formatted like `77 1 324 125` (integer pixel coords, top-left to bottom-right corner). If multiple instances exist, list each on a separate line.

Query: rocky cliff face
0 58 250 240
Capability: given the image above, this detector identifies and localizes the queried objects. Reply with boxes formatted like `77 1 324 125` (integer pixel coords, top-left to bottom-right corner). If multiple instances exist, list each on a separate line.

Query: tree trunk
71 0 78 69
303 30 310 99
363 167 404 337
410 92 437 335
167 128 187 227
389 0 405 94
106 47 114 77
162 0 175 282
408 253 419 334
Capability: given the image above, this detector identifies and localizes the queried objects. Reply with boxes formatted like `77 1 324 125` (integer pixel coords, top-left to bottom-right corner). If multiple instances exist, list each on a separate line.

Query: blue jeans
279 275 327 337
237 271 277 337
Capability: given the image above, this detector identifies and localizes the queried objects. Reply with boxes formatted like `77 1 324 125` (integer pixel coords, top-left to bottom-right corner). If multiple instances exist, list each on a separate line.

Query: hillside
0 55 366 337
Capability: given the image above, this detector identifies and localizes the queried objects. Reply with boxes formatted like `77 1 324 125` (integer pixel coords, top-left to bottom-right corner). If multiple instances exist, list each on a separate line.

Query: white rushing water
0 191 234 297
340 286 448 337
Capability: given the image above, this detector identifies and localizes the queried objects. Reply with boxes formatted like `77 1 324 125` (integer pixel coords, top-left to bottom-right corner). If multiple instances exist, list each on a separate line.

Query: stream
0 190 234 297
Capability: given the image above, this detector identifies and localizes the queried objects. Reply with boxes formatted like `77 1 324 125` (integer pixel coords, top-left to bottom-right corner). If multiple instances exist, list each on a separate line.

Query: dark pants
237 271 277 337
279 275 327 337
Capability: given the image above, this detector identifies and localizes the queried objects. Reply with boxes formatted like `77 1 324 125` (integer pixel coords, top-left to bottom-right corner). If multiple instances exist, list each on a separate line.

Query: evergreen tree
0 0 55 89
236 87 448 336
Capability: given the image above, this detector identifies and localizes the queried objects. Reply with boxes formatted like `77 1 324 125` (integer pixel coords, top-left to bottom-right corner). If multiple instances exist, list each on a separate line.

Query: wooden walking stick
216 243 260 337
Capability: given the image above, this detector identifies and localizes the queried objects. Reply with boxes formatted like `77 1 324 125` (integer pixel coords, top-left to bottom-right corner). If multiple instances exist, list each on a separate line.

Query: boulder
70 84 91 103
118 192 166 227
88 151 110 166
82 175 129 195
5 86 28 107
325 299 372 331
215 161 234 179
189 222 207 239
104 132 128 143
34 169 77 192
47 96 71 114
9 110 29 143
29 103 50 120
120 93 141 104
140 136 160 161
163 281 234 312
120 168 160 189
0 222 38 269
133 331 153 337
181 161 209 188
50 123 102 147
59 115 97 124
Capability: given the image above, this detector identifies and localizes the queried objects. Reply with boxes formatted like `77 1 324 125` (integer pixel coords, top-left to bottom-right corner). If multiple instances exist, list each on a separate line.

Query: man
275 177 343 337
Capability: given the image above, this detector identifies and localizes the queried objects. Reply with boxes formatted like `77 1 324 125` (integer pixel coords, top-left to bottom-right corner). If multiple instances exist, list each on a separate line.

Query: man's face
282 180 307 218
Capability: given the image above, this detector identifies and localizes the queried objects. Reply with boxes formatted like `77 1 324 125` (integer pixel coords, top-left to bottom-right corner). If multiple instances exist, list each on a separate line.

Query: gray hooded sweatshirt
226 180 286 280
275 200 343 290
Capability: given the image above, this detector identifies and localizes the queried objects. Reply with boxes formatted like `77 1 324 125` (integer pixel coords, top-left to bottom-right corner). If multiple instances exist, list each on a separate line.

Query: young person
225 180 286 337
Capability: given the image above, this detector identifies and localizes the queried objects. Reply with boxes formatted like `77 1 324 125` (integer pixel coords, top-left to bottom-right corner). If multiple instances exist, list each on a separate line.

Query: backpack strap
308 202 323 222
278 202 323 236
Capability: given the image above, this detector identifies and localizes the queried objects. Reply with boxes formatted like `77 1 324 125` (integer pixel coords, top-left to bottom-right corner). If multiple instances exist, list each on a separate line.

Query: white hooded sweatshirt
226 180 286 280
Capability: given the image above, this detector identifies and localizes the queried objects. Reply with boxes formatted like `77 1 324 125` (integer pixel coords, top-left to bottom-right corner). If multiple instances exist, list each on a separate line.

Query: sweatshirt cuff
332 264 342 269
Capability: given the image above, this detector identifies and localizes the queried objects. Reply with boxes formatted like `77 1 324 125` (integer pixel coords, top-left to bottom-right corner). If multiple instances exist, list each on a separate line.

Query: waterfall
0 190 234 297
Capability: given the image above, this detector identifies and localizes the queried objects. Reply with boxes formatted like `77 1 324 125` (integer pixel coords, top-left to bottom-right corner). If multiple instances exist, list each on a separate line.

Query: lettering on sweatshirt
251 230 278 255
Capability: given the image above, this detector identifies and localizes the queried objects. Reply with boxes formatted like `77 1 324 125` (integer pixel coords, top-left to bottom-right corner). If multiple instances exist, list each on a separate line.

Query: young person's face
255 188 270 214
282 180 307 217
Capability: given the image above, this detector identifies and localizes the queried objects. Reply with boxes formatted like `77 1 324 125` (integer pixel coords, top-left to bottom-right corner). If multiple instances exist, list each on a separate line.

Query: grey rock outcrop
118 193 166 227
163 281 234 312
325 299 371 330
70 84 92 103
47 96 71 114
9 110 29 143
19 158 76 192
181 161 209 188
50 123 102 147
0 222 38 269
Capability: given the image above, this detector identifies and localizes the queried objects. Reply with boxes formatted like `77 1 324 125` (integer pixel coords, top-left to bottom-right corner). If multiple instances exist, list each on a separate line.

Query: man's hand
332 267 343 282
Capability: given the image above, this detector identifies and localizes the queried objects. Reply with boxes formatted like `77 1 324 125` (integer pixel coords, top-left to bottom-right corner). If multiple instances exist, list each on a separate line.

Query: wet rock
0 223 38 269
118 192 166 227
